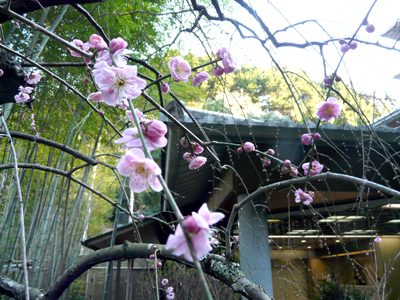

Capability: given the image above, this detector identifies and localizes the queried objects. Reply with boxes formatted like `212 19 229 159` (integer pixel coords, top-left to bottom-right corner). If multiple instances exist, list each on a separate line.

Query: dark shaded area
0 0 103 24
0 47 26 105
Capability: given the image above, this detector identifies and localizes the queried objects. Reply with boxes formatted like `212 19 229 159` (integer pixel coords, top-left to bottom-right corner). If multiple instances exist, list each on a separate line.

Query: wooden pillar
238 193 274 298
115 260 121 300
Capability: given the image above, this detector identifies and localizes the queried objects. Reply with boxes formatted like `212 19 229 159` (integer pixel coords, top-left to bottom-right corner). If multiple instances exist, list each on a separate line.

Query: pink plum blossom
14 92 30 103
197 203 225 226
161 83 170 93
68 39 90 57
167 293 175 300
93 63 146 106
294 189 314 205
117 148 162 193
115 121 167 151
26 73 41 84
19 86 34 94
213 67 224 77
167 287 173 293
192 72 210 87
168 56 191 83
243 142 255 152
301 133 313 146
189 156 207 170
192 142 204 154
138 214 144 220
165 203 224 262
88 92 103 103
109 37 128 52
161 279 168 286
302 161 324 176
374 236 382 243
316 97 343 122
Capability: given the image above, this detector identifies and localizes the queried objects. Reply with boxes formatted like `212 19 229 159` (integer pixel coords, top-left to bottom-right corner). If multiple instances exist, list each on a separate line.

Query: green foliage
66 279 86 300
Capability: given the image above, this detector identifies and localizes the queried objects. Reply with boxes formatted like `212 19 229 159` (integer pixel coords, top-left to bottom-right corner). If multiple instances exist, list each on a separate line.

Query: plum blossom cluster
13 73 41 104
237 142 255 154
180 137 207 170
161 279 174 299
281 159 298 177
213 47 238 76
323 74 341 87
69 35 146 107
115 109 167 193
301 132 321 146
165 203 224 262
339 38 358 53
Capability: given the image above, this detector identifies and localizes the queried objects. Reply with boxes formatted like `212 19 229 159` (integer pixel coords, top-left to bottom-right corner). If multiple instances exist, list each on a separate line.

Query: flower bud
180 137 189 147
237 147 243 154
366 24 375 33
138 214 144 219
323 76 332 87
349 41 358 50
192 142 204 154
192 72 210 87
183 152 193 162
263 158 271 167
284 159 291 167
161 83 170 93
243 142 255 152
313 132 321 140
183 216 200 233
340 44 350 53
83 77 90 84
301 133 313 146
289 167 298 177
149 254 155 260
109 37 128 52
338 38 346 45
266 149 275 156
213 67 224 77
0 69 3 76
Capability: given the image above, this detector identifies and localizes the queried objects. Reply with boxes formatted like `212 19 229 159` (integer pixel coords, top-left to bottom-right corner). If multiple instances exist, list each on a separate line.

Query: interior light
301 240 306 243
387 219 400 223
382 204 400 209
267 219 282 223
335 240 340 243
307 246 312 249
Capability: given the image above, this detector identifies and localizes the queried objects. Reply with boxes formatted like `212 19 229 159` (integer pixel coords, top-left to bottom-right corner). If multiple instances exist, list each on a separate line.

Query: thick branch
0 131 98 165
42 242 271 300
0 0 103 24
0 276 43 300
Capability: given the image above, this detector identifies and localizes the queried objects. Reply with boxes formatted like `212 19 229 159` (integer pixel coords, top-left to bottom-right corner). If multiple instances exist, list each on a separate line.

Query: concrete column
238 194 274 297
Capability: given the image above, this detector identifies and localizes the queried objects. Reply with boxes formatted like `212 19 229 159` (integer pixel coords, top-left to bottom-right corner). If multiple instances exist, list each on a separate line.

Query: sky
216 0 400 102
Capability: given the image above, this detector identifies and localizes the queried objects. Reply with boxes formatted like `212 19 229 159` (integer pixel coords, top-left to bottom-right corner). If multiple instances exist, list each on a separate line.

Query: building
84 107 400 299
